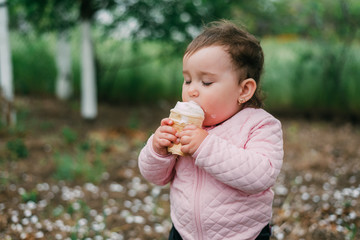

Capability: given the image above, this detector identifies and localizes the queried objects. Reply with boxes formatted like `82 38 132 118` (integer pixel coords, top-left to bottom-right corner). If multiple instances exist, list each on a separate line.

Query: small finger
177 129 192 138
161 118 174 126
183 124 197 130
181 145 190 154
161 125 177 135
164 133 177 143
159 139 173 147
180 136 190 145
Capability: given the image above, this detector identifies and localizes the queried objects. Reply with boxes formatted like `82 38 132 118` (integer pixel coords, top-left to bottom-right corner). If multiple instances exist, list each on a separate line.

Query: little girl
138 20 283 240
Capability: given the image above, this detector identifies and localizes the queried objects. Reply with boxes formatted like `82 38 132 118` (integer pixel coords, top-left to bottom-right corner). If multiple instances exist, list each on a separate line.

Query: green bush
95 40 182 104
7 138 28 159
11 33 56 96
262 39 360 117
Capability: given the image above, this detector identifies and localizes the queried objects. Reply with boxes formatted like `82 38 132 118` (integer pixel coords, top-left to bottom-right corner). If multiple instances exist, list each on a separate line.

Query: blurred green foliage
11 33 56 96
61 126 78 145
95 40 183 104
6 138 28 159
21 189 39 203
53 139 106 183
6 0 360 118
53 150 105 183
10 31 360 118
262 39 360 117
8 0 359 43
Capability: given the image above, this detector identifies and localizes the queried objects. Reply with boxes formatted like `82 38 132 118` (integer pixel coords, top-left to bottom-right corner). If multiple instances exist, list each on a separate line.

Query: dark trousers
169 224 271 240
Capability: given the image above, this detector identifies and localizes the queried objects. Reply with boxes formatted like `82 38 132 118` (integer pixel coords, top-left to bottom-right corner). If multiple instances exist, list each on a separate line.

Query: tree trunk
0 0 16 126
55 31 73 100
80 19 97 120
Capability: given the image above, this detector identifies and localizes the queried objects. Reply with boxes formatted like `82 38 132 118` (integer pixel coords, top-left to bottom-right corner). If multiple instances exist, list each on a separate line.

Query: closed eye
184 80 191 85
202 81 213 86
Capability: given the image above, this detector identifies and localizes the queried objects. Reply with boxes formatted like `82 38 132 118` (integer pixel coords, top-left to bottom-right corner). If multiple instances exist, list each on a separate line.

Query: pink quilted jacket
138 108 283 240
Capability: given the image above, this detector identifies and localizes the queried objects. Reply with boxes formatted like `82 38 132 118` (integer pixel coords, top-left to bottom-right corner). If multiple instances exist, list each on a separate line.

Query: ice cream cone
167 101 204 156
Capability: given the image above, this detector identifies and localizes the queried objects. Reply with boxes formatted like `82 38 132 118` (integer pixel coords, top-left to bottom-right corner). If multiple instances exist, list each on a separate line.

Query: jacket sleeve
138 135 177 186
194 116 283 195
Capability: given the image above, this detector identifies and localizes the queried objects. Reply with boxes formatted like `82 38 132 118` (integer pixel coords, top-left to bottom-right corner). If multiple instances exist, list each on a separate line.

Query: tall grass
262 39 360 118
11 33 57 96
10 31 360 118
94 40 183 104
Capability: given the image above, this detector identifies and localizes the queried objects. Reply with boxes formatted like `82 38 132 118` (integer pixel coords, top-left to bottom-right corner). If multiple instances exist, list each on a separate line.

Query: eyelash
202 81 212 86
184 80 213 86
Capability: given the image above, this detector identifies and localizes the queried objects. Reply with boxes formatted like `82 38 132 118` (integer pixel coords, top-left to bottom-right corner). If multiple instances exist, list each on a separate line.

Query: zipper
194 167 203 240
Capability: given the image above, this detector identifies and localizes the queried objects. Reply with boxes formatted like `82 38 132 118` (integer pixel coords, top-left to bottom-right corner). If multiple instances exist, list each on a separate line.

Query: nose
188 85 199 98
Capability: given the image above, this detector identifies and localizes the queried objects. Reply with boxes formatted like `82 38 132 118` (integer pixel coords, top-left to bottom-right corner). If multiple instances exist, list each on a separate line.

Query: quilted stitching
138 108 283 240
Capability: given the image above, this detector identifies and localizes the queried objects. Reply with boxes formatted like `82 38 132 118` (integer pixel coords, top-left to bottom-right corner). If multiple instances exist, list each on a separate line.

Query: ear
238 78 257 102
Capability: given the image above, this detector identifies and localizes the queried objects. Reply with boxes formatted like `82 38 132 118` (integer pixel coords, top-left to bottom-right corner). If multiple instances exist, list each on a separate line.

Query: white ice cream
171 101 204 118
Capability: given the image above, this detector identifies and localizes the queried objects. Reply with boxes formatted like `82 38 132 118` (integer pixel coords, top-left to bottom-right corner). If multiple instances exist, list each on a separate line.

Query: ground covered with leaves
0 97 359 240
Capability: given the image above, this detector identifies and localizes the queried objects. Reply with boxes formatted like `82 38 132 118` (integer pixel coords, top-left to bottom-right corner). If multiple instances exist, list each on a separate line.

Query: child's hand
152 118 178 156
178 125 208 156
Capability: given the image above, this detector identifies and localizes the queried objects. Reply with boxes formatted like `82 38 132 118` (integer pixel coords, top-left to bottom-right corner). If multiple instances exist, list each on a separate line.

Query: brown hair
184 20 264 108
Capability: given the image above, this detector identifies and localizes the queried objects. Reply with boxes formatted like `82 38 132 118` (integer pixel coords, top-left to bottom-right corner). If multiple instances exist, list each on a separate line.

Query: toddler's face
182 46 242 126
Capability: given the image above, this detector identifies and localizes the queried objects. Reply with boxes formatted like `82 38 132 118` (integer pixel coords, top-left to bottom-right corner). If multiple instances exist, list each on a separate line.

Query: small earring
238 98 245 105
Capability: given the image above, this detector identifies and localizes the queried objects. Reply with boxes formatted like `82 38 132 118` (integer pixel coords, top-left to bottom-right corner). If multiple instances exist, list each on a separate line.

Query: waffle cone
167 110 204 156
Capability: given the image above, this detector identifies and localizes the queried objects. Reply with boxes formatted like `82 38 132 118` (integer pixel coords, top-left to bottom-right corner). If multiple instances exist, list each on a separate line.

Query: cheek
202 91 227 112
202 93 239 125
181 86 188 101
202 99 223 123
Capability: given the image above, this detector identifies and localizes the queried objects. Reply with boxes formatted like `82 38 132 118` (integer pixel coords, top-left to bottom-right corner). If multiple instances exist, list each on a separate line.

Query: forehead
183 46 238 76
185 43 227 57
183 45 230 62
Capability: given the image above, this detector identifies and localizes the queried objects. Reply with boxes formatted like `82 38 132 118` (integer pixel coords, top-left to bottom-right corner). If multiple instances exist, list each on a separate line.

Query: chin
203 120 218 127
